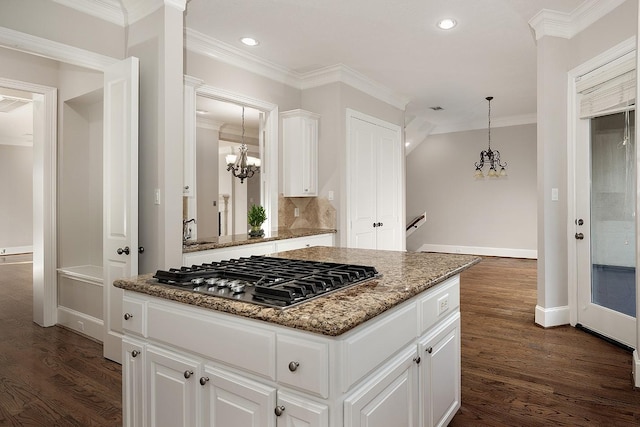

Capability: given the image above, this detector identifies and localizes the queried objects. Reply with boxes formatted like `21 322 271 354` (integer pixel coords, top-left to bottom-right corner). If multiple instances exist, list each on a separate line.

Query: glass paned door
590 112 636 317
576 110 636 348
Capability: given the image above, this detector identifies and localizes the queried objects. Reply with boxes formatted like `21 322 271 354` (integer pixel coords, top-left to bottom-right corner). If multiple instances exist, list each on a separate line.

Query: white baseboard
57 306 103 342
634 350 640 388
416 244 537 259
535 304 570 327
0 245 33 255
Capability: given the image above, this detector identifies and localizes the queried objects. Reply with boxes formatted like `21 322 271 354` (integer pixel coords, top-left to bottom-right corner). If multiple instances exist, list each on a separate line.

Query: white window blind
577 51 636 119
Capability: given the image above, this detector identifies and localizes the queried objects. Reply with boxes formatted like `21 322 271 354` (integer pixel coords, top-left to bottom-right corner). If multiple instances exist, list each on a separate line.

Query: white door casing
103 57 139 363
347 109 404 251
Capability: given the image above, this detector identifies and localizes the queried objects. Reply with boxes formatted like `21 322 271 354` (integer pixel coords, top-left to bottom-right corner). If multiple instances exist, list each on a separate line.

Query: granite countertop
115 247 480 336
182 228 337 253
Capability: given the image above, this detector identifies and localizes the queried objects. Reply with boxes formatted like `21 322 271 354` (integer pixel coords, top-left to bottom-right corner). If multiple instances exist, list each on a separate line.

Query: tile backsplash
279 194 336 229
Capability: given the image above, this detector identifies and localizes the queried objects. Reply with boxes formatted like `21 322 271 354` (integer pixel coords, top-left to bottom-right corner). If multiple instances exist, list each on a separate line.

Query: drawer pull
184 370 193 379
288 361 300 372
426 347 433 354
124 313 133 320
274 405 285 416
413 356 421 364
131 350 139 358
199 376 209 386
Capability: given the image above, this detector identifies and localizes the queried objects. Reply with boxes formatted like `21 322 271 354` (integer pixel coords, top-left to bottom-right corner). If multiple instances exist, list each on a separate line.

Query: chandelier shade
474 96 507 178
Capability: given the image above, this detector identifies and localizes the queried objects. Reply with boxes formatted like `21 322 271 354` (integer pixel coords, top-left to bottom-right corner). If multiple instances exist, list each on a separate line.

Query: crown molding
529 0 627 40
430 113 537 135
53 0 186 26
185 28 409 110
53 0 124 26
0 26 118 71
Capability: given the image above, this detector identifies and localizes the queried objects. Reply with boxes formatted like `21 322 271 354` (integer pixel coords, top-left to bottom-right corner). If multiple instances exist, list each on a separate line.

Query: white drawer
418 276 460 335
122 296 146 336
341 302 417 392
277 333 329 398
147 302 276 380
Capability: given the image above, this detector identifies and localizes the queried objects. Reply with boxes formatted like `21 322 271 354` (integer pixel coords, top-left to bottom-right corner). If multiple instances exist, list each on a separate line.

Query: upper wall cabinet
282 109 320 197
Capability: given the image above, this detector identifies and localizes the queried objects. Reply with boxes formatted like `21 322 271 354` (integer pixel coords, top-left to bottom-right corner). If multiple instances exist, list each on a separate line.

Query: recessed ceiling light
437 18 457 30
240 37 259 46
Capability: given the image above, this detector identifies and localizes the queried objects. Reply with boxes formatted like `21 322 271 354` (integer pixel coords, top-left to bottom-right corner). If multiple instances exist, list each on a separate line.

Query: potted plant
247 204 267 238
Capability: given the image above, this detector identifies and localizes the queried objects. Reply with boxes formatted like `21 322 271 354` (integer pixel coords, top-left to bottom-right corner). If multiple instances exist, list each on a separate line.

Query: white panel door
375 128 402 250
276 391 328 427
349 116 379 250
103 57 139 363
348 111 403 250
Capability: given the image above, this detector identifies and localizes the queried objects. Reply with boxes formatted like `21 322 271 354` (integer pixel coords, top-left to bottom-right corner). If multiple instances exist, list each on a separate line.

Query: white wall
302 82 405 246
0 144 32 252
406 123 537 257
536 0 637 320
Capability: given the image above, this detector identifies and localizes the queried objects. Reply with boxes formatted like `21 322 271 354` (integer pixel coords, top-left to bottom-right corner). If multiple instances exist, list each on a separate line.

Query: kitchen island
115 247 479 427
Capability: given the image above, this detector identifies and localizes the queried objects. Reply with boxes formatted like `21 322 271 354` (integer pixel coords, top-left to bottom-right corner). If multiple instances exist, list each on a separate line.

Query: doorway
576 110 636 348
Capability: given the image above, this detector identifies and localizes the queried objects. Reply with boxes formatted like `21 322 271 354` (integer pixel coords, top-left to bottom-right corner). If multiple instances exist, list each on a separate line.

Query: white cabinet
282 109 320 197
123 338 145 427
276 391 329 427
182 233 334 265
344 346 419 427
203 365 276 427
419 313 461 427
146 345 200 427
122 272 461 427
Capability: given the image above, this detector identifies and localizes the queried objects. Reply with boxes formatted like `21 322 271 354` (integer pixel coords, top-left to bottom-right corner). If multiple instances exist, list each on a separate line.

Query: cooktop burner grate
152 256 380 309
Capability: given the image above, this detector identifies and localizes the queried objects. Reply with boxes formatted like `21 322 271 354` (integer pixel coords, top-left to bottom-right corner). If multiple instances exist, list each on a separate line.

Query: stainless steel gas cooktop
152 256 380 309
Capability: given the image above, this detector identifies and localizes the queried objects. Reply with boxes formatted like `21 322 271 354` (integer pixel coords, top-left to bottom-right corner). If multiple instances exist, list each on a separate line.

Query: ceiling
185 0 586 146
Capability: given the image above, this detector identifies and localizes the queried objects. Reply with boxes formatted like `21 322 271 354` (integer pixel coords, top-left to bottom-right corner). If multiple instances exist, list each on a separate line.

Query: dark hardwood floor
0 255 122 426
1 255 639 426
451 257 640 426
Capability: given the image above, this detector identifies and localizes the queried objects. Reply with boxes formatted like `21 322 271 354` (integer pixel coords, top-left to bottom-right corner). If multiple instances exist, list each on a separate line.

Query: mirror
184 84 278 243
195 97 262 237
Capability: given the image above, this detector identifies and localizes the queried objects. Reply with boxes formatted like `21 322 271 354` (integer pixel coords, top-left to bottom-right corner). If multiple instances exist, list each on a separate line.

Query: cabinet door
282 110 319 197
344 346 419 427
276 391 328 427
419 313 461 427
146 346 200 427
123 338 145 427
202 365 276 427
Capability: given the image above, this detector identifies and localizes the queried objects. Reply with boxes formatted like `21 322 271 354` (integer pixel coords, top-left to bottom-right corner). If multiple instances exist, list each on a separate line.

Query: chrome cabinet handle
199 377 209 386
184 370 193 379
288 361 299 372
117 246 130 255
274 406 285 416
131 350 139 358
124 313 133 320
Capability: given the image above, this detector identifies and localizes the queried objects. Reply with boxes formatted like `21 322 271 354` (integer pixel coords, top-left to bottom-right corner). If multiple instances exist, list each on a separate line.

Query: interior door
349 116 378 250
103 57 139 363
576 111 636 348
348 113 403 250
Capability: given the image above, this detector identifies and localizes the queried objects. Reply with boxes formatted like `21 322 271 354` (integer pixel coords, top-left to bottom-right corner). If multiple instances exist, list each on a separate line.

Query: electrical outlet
437 294 449 315
294 208 300 217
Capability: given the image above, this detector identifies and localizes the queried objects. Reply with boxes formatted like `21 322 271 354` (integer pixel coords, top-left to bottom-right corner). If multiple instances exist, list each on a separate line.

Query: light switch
154 189 161 205
328 190 334 201
551 188 558 201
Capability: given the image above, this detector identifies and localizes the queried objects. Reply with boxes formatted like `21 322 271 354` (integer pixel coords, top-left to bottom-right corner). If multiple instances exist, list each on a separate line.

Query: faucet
183 218 196 244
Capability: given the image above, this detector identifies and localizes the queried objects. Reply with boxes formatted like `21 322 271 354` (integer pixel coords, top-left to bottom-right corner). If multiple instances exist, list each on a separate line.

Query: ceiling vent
0 95 32 113
429 106 444 111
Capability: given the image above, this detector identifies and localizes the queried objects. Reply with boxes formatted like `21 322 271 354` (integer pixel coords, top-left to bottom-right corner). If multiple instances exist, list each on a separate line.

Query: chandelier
474 96 507 178
225 106 261 183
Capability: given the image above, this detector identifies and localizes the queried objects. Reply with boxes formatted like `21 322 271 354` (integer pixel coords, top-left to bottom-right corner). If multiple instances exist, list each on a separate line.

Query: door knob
274 406 285 416
575 233 584 240
373 222 377 228
575 219 584 226
138 246 144 254
117 246 130 255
